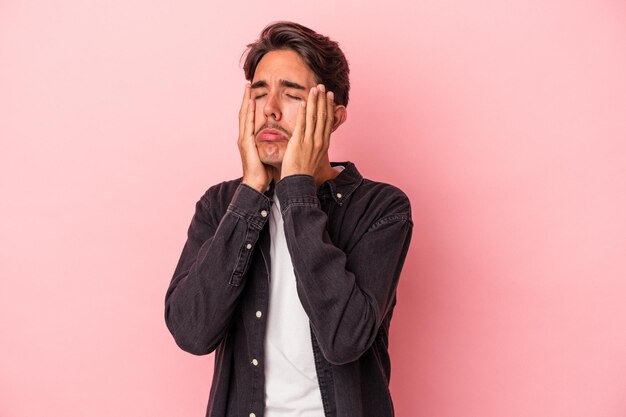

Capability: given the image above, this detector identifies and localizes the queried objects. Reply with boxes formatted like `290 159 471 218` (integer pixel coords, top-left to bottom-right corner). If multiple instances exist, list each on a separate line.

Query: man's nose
263 92 282 121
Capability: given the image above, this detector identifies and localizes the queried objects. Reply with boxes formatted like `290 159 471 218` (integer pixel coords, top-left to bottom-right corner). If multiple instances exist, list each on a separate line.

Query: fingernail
328 91 334 101
312 87 318 96
319 84 326 92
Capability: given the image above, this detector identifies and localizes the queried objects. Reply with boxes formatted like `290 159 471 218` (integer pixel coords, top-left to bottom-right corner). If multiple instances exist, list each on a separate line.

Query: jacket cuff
275 175 319 211
227 183 272 230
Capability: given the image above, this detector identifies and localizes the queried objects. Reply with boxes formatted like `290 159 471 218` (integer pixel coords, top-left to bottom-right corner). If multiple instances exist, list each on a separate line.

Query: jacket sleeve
275 175 413 365
164 183 271 355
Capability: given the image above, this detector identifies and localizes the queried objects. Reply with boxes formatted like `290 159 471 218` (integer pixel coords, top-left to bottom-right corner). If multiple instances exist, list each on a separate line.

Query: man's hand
238 83 274 193
281 84 335 181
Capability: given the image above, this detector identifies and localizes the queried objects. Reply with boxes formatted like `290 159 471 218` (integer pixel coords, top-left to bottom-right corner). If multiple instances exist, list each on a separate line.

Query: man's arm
276 176 413 365
279 85 413 364
164 183 271 355
165 84 272 355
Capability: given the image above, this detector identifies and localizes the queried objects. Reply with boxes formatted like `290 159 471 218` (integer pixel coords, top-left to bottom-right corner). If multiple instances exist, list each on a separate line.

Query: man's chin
257 143 284 167
259 158 283 170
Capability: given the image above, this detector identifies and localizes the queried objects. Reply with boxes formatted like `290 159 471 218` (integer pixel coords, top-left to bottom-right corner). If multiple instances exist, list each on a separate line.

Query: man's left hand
281 84 335 181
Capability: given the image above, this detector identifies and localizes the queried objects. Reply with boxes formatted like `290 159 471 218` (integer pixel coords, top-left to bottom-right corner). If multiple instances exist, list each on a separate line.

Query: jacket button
251 358 259 366
336 192 342 199
250 413 256 417
260 210 268 218
245 243 252 250
255 311 262 318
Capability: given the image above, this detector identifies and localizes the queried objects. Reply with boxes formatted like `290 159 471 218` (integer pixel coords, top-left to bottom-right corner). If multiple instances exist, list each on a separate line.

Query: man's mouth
257 128 288 141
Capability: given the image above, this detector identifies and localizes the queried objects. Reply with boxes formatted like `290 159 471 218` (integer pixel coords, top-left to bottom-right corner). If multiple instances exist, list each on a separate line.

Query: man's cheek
282 107 299 133
254 117 264 136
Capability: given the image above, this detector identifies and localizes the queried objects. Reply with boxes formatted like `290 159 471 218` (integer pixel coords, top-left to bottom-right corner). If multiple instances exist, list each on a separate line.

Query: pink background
2 1 626 416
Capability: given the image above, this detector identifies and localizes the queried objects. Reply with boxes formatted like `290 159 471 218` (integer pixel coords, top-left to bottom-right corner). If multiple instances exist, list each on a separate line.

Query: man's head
242 22 350 168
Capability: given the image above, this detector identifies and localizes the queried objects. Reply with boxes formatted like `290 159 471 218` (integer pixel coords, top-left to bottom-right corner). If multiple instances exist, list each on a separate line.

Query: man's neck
315 163 341 187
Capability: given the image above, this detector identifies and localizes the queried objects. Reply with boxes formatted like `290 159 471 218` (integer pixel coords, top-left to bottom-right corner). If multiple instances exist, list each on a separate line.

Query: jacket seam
368 214 412 231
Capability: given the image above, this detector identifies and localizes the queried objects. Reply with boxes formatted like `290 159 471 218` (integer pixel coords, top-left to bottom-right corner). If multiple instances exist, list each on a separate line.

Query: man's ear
331 105 347 133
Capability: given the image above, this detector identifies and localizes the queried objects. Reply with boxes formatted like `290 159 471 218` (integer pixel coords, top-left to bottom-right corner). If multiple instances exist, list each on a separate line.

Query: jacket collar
320 161 363 206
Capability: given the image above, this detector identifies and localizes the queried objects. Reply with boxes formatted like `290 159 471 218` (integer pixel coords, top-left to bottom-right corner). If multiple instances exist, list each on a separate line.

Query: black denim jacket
165 162 413 417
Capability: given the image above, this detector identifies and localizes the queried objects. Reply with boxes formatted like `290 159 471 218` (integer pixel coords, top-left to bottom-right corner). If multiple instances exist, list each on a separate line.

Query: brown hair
242 21 350 106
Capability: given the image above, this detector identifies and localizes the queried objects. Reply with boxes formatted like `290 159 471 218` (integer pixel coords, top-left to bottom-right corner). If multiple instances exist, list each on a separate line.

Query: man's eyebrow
280 80 306 90
250 80 267 89
250 79 306 90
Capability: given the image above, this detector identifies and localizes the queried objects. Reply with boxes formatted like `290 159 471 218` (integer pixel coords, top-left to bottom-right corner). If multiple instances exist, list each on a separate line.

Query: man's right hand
238 84 273 193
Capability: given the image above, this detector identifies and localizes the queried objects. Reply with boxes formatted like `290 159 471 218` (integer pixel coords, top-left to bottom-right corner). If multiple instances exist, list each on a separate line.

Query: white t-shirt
264 193 324 416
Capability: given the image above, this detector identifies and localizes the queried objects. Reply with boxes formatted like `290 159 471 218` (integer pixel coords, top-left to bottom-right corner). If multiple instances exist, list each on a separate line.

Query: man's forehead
251 50 316 86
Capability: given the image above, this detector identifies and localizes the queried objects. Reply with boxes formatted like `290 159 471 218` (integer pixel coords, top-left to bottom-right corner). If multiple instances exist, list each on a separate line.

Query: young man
165 21 413 417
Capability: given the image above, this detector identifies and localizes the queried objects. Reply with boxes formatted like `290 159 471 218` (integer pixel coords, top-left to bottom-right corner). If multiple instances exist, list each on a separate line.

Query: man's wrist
241 178 267 193
280 165 315 180
228 183 272 230
275 174 318 208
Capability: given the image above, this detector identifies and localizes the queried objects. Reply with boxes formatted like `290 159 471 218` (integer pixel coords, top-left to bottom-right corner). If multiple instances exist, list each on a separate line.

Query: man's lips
257 128 288 141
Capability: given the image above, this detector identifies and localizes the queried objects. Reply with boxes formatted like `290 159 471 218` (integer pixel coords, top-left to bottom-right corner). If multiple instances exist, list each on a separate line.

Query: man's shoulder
356 178 412 227
331 161 411 221
200 177 243 200
358 177 410 202
195 177 244 215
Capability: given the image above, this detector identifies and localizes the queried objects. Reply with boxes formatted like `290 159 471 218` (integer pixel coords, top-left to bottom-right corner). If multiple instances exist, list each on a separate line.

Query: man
165 21 412 417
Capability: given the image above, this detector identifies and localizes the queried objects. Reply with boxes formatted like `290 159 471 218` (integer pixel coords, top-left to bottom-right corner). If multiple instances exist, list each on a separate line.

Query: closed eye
286 94 302 100
254 93 267 100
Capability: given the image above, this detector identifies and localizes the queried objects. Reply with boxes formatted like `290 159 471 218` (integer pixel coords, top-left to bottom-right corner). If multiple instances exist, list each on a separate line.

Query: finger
315 84 327 147
293 98 307 140
239 98 255 149
323 91 335 141
304 86 318 143
240 83 251 107
239 84 251 137
245 98 255 141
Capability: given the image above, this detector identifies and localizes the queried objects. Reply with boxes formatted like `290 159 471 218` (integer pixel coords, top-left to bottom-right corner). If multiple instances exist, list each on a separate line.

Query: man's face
251 49 318 168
